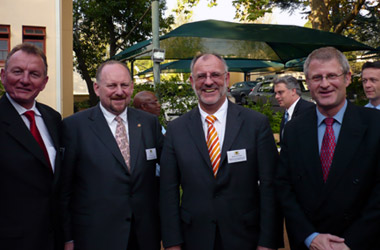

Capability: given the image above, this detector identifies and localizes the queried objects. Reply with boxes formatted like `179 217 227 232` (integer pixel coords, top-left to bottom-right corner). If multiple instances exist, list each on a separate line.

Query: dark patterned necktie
320 118 335 182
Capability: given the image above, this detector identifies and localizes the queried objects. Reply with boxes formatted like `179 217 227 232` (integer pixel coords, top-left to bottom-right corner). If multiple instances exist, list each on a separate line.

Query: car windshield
247 82 257 87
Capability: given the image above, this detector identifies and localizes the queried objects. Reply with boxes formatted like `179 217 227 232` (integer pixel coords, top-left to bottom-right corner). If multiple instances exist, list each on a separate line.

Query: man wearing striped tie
160 53 282 250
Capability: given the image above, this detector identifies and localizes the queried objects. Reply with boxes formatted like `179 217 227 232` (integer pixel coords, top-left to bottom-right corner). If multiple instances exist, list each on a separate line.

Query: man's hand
331 242 350 250
310 234 345 250
165 245 181 250
257 246 276 250
64 241 74 250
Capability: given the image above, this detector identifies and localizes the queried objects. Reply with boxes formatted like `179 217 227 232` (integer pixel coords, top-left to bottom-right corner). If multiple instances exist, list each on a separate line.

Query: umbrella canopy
137 59 284 75
114 19 374 63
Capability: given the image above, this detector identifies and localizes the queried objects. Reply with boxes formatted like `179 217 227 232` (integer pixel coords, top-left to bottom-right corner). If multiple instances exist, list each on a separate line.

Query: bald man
133 91 162 117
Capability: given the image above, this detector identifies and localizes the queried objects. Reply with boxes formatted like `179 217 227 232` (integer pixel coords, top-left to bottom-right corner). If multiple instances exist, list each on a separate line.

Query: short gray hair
273 75 301 96
190 53 228 75
303 47 350 78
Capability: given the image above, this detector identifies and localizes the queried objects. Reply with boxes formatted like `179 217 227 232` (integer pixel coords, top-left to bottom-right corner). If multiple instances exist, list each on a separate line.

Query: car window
258 82 274 93
247 82 257 87
298 80 309 92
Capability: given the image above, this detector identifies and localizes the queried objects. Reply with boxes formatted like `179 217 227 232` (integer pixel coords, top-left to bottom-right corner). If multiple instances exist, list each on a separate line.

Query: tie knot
115 116 123 123
324 117 334 126
24 110 35 122
206 115 217 125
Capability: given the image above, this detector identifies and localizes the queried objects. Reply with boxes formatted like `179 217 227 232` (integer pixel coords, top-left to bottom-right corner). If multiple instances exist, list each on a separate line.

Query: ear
345 71 352 87
93 82 100 97
39 76 49 92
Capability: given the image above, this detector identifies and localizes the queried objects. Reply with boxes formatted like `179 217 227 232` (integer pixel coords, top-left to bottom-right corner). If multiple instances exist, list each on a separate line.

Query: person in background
60 60 163 250
160 53 283 250
0 43 62 249
276 47 380 250
361 61 380 110
274 75 314 144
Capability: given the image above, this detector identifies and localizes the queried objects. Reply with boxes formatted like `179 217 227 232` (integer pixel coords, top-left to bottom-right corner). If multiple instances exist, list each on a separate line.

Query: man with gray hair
160 53 283 250
276 47 380 250
274 75 314 143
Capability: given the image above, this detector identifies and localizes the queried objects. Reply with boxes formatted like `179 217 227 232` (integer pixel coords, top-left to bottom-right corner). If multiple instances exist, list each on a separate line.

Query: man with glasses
274 75 315 144
276 47 380 250
361 61 380 110
160 53 283 250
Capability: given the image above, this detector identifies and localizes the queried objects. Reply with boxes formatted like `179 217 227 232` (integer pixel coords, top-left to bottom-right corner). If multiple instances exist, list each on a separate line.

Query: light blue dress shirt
304 100 347 248
365 102 380 110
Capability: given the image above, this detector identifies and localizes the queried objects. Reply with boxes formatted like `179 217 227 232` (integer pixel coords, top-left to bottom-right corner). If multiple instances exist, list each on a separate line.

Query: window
23 26 46 53
0 25 10 65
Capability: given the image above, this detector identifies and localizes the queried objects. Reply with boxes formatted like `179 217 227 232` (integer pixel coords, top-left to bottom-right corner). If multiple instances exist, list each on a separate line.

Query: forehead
274 82 288 90
308 58 342 74
193 55 224 73
100 64 131 82
7 50 45 71
362 67 380 77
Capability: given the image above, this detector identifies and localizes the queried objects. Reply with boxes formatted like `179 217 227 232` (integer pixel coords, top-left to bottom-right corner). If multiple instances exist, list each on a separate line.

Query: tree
175 0 379 36
73 0 174 106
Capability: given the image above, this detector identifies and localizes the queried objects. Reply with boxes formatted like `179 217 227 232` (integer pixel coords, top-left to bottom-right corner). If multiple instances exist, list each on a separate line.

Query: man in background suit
0 43 62 249
276 47 380 250
60 61 163 250
274 75 315 144
160 53 282 250
361 61 380 110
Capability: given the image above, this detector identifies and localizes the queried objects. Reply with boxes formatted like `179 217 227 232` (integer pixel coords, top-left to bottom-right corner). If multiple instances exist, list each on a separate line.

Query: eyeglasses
194 72 226 83
308 73 345 84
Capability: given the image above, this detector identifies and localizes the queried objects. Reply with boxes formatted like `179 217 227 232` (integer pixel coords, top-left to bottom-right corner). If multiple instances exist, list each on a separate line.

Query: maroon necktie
24 111 52 170
320 118 336 182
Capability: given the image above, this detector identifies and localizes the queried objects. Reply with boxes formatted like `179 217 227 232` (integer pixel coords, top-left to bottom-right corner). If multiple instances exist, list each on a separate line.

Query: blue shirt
365 102 380 110
305 100 347 248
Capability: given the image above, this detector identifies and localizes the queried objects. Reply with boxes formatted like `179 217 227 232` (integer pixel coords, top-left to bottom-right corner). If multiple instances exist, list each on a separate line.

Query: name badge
227 149 247 164
146 148 157 160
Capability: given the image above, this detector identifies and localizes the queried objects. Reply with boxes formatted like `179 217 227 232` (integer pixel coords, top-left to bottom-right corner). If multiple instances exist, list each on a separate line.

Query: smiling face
362 67 380 106
190 54 229 114
306 58 351 117
94 63 134 115
1 50 48 109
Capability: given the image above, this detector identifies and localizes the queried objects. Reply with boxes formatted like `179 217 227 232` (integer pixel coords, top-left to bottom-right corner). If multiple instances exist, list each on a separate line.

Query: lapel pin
137 123 141 127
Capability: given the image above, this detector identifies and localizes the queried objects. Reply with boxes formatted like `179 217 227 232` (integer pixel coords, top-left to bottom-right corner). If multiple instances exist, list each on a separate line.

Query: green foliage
347 75 368 107
0 79 4 97
243 98 282 133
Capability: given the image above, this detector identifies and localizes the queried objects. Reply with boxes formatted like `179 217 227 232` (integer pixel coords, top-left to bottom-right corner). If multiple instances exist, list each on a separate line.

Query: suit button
126 217 131 222
353 178 360 185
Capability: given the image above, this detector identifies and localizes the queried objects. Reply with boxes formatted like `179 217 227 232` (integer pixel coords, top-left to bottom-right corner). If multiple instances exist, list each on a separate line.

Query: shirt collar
198 98 228 123
365 102 380 110
316 99 347 126
99 102 128 125
6 93 41 116
286 97 300 118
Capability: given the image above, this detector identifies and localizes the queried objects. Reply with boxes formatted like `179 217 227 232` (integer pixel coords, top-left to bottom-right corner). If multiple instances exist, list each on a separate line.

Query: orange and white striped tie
206 115 221 177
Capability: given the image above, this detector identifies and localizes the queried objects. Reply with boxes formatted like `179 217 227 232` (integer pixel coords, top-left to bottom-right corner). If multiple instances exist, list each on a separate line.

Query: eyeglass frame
192 71 227 83
307 72 346 84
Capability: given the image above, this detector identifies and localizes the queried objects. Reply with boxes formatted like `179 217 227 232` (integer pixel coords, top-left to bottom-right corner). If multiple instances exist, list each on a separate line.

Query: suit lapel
127 108 142 174
322 103 366 191
221 103 243 165
0 96 50 169
187 108 212 171
88 105 129 172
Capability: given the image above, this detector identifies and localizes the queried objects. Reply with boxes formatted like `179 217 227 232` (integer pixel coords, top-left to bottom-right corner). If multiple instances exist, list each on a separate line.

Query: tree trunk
73 34 98 107
309 0 330 31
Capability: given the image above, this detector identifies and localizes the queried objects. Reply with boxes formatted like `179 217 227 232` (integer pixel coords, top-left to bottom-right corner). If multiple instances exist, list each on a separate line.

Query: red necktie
24 111 52 170
206 115 221 177
320 118 335 182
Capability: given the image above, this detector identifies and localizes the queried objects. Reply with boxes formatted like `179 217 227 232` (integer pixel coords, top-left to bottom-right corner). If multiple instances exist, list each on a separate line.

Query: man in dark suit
361 61 380 110
160 53 282 250
0 43 62 249
60 61 163 250
276 47 380 250
274 75 315 144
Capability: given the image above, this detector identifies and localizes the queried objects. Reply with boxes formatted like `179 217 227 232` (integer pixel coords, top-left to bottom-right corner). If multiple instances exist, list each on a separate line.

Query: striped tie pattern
206 115 221 177
320 118 335 182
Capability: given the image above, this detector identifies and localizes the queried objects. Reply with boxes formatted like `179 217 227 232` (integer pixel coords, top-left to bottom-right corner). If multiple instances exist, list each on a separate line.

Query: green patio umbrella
137 59 284 75
114 19 374 63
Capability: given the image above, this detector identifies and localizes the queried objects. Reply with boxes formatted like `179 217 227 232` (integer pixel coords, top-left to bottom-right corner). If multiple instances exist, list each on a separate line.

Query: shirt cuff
305 232 319 248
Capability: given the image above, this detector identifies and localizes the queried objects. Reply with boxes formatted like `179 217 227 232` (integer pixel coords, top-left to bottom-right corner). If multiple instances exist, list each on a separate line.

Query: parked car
248 79 313 112
229 81 258 104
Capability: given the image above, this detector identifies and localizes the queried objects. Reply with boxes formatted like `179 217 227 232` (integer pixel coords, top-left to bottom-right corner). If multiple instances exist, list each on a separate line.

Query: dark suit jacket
276 102 380 250
60 105 164 250
160 101 283 250
279 98 315 144
0 95 62 250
